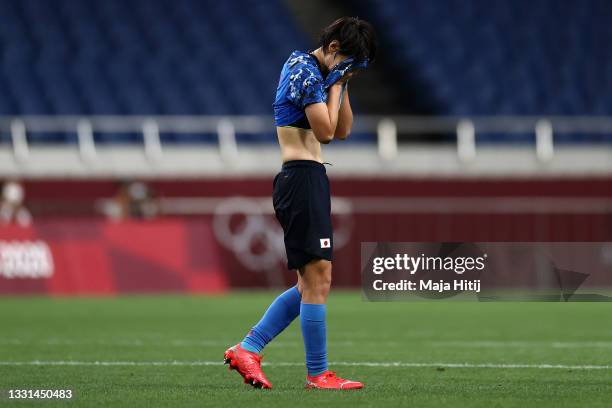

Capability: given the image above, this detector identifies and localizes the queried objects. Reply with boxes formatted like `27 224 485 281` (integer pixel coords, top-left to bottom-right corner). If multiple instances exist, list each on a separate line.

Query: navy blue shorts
273 160 333 270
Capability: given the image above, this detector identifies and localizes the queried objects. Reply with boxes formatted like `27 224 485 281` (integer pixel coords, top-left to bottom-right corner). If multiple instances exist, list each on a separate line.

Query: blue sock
300 303 328 376
240 286 301 353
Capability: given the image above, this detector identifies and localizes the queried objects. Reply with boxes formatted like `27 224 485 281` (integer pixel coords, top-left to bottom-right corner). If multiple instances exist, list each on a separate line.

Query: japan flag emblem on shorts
320 238 331 249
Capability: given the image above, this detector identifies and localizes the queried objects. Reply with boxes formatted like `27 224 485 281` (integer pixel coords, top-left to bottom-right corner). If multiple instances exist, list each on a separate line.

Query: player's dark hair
319 17 377 63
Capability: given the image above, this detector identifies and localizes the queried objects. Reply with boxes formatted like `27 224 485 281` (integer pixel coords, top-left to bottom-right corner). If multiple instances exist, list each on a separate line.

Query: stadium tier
0 0 307 143
0 0 308 115
355 0 612 116
1 0 611 145
351 0 612 143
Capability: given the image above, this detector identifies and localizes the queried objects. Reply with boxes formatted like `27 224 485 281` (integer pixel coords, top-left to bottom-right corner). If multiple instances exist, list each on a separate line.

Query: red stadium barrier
0 220 228 295
2 177 611 295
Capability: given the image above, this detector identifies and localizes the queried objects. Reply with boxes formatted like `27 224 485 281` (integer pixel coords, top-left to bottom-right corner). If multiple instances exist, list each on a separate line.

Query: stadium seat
1 0 610 144
0 0 309 143
354 0 612 142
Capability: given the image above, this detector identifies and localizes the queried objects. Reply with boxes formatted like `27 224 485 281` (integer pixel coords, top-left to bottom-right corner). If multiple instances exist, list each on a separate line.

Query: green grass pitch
1 292 611 407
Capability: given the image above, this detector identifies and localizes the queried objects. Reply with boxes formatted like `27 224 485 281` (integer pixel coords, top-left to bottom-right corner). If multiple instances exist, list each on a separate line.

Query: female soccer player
224 17 377 390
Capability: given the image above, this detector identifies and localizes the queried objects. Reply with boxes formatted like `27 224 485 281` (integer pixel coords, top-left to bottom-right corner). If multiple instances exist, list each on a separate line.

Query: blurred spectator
101 181 159 221
0 181 32 227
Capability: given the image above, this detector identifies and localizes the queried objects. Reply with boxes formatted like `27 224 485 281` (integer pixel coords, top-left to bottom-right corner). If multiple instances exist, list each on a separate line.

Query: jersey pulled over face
273 51 327 129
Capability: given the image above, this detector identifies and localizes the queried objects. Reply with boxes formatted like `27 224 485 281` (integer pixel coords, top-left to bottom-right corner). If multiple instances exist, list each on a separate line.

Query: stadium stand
1 0 610 145
0 0 305 117
353 0 612 116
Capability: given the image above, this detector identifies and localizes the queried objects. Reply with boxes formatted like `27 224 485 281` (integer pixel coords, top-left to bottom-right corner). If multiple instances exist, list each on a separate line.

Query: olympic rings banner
2 175 612 295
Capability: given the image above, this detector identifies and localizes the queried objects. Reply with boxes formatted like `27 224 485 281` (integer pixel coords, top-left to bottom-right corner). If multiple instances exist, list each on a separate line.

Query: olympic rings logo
212 197 353 273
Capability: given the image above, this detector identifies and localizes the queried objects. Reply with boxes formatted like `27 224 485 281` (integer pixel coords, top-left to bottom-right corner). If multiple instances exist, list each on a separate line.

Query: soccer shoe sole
304 381 364 390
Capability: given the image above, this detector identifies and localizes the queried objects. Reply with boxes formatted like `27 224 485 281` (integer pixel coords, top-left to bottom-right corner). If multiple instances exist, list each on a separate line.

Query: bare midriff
276 126 323 163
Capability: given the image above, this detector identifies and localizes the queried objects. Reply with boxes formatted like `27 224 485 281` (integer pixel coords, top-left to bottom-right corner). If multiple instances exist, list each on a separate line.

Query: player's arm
335 83 352 140
305 83 343 144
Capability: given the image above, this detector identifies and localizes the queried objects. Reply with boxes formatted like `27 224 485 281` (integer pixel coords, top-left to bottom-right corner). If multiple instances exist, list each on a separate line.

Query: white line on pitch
431 341 612 348
0 361 610 370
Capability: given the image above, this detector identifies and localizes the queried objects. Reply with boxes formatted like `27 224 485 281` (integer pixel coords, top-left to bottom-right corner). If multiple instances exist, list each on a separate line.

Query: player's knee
317 267 332 295
317 278 331 299
305 278 330 299
303 260 332 297
313 275 331 298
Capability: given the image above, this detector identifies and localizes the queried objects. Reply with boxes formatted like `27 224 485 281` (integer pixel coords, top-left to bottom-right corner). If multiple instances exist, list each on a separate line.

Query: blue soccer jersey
273 51 327 129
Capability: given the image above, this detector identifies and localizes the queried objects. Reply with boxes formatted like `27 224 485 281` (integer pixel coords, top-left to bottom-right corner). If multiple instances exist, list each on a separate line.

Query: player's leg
224 280 303 389
299 259 332 375
240 284 302 353
299 259 363 390
223 273 305 389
